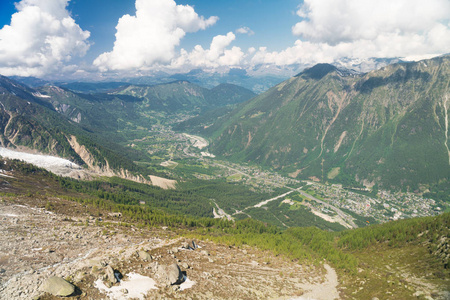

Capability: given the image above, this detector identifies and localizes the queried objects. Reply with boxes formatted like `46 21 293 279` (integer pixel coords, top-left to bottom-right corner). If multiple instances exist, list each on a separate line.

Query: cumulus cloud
236 26 254 36
173 32 244 70
250 0 450 70
0 0 90 77
94 0 218 72
293 0 450 44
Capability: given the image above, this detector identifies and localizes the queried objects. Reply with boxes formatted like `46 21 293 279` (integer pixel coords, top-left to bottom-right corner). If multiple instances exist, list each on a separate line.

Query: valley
0 56 449 299
125 115 445 230
1 0 450 298
0 86 444 231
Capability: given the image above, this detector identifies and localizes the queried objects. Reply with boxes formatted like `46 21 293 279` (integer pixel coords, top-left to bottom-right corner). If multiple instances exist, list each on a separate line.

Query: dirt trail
294 264 339 300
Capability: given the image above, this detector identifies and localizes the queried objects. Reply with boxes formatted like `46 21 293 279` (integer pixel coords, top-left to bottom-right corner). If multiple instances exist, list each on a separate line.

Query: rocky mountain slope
191 56 450 191
0 76 162 185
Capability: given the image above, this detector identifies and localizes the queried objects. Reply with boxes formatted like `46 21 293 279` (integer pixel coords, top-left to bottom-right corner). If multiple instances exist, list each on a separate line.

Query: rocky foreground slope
0 196 337 300
0 160 448 299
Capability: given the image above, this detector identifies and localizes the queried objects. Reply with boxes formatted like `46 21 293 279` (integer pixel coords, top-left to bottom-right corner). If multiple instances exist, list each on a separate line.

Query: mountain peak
295 63 337 79
296 63 359 80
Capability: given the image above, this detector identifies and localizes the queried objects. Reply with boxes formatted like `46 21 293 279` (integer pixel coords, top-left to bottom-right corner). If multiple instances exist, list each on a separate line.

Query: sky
0 0 449 80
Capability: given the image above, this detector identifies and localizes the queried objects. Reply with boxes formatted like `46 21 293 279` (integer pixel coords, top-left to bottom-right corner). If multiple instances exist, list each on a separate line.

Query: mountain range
179 55 450 192
0 76 256 182
1 56 449 193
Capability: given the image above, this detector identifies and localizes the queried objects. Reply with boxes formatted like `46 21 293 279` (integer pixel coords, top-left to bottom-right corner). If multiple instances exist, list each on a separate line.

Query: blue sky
68 0 302 62
0 0 449 79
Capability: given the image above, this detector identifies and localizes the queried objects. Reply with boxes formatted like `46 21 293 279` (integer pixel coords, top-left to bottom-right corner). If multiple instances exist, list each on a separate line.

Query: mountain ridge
185 55 450 191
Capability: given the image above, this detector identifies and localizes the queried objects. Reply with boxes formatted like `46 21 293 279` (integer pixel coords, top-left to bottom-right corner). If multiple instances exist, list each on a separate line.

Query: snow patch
0 147 81 176
0 173 14 178
95 273 157 300
179 276 196 291
32 92 51 98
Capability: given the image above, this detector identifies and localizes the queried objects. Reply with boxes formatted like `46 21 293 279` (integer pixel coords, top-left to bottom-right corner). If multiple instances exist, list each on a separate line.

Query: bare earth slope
0 196 337 300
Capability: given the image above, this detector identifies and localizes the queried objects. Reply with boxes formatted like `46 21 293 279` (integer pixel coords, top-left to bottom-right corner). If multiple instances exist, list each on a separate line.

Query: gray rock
166 263 183 285
105 265 117 285
40 276 75 297
155 263 184 286
137 250 152 261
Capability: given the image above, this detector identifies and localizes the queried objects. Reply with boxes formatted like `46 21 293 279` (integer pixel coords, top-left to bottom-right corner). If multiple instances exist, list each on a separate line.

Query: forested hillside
187 56 450 191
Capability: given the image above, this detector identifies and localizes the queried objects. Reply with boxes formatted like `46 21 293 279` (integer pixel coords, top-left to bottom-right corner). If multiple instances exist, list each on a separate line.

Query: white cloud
94 0 218 72
293 0 450 44
287 0 450 60
0 0 90 77
170 0 450 75
236 26 254 36
173 32 244 70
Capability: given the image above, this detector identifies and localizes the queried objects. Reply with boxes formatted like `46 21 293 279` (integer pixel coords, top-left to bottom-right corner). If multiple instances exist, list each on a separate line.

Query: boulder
137 250 152 261
105 265 117 285
155 263 184 286
166 263 183 285
40 276 75 297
